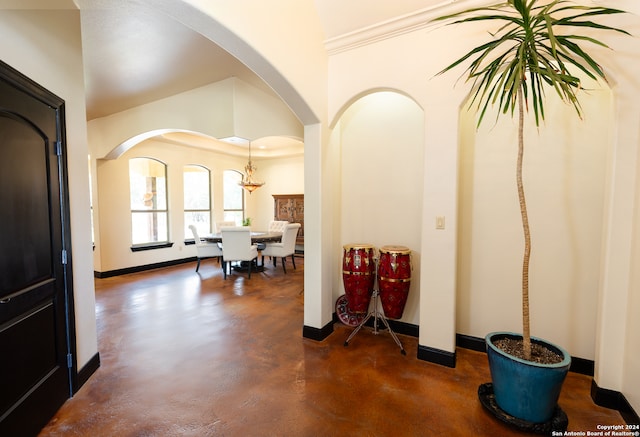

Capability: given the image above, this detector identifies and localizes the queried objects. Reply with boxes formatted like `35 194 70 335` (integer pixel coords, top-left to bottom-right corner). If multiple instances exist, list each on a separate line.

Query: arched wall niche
333 90 425 326
329 87 424 129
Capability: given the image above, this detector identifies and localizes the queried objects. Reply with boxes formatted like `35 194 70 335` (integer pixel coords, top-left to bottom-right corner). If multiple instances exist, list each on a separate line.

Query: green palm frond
435 0 630 128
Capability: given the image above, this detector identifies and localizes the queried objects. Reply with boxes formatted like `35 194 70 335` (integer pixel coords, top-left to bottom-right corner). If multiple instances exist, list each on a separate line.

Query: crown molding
324 0 498 55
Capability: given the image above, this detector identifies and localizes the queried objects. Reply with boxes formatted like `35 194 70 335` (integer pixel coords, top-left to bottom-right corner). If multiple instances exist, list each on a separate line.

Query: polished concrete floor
40 257 625 436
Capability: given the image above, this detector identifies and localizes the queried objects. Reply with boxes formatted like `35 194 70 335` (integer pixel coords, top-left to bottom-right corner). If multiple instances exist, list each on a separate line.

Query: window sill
130 242 174 252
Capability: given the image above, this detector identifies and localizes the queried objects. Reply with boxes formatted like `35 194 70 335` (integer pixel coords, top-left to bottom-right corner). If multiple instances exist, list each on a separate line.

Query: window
223 170 244 225
129 157 168 246
184 165 211 238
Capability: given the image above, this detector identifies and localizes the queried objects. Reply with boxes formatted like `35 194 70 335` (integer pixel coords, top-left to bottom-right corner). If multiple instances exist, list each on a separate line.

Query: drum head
343 243 375 251
379 245 411 255
335 294 366 326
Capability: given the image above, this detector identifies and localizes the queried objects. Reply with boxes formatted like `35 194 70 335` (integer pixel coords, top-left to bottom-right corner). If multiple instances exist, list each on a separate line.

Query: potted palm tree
435 0 629 430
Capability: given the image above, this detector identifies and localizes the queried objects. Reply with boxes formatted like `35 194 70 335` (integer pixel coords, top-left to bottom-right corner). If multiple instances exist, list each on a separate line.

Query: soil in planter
494 338 563 365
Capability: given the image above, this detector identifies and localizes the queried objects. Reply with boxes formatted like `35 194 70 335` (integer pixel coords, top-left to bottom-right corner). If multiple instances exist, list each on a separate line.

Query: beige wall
624 146 640 412
182 0 327 123
591 0 640 412
0 9 98 369
250 156 305 231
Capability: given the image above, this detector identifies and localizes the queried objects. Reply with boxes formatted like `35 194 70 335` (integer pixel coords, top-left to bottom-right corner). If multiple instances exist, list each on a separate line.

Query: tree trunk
517 86 532 360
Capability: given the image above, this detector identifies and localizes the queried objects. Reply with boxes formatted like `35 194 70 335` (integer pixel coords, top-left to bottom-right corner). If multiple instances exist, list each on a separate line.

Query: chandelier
238 141 265 194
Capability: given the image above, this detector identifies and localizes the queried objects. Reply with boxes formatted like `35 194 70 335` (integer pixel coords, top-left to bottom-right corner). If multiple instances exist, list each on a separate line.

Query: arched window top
184 163 210 172
130 156 167 169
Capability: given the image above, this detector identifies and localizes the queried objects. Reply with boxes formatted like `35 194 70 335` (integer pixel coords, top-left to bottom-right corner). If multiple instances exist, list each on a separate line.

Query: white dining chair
215 221 237 233
256 220 289 252
189 225 223 272
261 223 301 273
220 226 259 279
268 220 289 233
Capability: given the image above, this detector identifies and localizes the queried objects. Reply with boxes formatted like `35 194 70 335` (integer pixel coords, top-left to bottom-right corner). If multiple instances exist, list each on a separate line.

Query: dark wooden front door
0 62 74 436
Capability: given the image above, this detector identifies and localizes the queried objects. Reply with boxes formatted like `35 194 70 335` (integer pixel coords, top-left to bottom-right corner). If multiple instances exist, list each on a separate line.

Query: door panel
1 300 57 414
0 116 53 296
0 64 72 437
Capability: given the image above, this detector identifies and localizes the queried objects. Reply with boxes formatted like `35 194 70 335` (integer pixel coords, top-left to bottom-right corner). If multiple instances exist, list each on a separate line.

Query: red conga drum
378 245 412 319
342 244 376 313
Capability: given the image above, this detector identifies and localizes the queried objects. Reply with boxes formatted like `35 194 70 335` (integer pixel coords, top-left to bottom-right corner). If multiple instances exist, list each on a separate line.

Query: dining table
203 230 283 272
203 231 282 244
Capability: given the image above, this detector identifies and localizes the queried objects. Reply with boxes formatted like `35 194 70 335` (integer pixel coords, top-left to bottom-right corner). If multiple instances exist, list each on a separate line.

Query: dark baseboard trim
95 257 196 278
74 352 100 395
570 356 595 376
359 317 419 338
456 333 486 352
303 321 334 341
417 345 457 368
591 380 640 426
455 333 595 376
130 242 174 252
387 320 419 337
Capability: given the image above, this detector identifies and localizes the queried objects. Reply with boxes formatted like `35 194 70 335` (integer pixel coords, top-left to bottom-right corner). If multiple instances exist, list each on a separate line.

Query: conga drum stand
343 288 406 355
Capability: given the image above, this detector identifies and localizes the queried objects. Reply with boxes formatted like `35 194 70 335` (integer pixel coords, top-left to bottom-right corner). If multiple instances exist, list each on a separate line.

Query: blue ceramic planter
486 332 571 424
